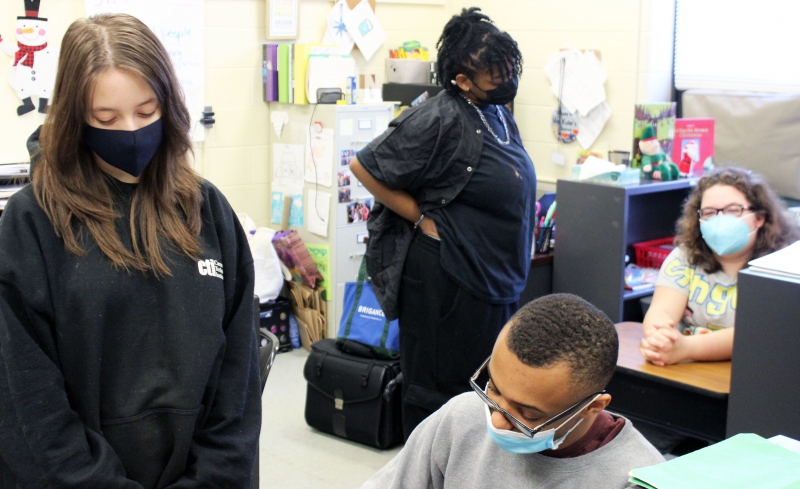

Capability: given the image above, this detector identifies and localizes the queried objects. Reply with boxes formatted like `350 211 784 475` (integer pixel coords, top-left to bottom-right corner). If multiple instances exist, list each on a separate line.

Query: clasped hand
639 321 690 366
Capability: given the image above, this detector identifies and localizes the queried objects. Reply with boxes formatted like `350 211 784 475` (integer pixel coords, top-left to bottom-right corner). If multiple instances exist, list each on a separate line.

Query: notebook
277 44 290 104
629 434 800 489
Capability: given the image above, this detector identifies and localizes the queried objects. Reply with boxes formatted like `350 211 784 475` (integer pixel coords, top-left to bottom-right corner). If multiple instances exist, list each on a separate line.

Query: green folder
277 44 290 104
630 434 800 489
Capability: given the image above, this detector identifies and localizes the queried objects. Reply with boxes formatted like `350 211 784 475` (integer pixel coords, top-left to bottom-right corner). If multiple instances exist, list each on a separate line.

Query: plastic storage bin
632 237 675 269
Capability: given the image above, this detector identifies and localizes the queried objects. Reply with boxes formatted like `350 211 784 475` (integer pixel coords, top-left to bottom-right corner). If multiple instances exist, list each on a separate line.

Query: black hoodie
0 179 261 488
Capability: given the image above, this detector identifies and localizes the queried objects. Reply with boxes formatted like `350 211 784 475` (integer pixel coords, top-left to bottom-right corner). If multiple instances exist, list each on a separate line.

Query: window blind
674 0 800 92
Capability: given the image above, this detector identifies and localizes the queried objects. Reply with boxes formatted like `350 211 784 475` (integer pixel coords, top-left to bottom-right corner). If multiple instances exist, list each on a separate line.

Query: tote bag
337 259 399 359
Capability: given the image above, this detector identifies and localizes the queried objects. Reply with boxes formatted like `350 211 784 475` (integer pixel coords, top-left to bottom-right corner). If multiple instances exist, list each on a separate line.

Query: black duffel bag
303 339 403 449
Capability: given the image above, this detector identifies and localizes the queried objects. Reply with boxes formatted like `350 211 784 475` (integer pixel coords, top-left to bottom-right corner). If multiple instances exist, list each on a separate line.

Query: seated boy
360 293 664 489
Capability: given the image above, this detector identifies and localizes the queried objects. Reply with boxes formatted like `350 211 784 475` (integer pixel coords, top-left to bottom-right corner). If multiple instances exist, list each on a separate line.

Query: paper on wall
270 186 304 227
305 128 334 187
544 49 607 117
342 0 386 62
270 111 289 138
273 144 305 188
576 102 612 149
307 190 331 238
324 0 355 54
85 0 205 141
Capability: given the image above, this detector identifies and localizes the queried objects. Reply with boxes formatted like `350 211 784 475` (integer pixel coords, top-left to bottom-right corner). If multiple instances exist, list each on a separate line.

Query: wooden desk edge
614 322 731 395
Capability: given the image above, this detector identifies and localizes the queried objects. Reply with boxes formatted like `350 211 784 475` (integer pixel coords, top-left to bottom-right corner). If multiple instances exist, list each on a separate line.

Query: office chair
253 296 280 489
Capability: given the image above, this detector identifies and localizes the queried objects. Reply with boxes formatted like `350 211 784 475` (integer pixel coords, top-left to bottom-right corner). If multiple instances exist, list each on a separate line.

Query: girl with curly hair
640 167 799 366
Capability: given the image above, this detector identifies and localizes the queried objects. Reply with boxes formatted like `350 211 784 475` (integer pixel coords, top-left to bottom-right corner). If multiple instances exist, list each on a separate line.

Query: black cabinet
553 178 695 322
727 269 800 440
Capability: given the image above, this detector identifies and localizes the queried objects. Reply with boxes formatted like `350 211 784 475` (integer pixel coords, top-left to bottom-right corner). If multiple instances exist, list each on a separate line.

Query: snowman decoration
0 0 57 116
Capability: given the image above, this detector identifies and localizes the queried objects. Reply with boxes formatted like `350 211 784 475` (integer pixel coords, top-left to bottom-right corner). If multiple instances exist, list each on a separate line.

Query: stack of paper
629 433 800 489
543 49 611 149
747 240 800 279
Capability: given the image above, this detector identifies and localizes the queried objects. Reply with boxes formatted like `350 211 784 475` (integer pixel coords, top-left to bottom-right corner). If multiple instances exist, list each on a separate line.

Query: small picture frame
267 0 299 40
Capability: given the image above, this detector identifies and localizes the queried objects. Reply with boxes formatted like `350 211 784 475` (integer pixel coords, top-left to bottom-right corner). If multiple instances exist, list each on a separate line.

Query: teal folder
277 44 290 104
630 434 800 489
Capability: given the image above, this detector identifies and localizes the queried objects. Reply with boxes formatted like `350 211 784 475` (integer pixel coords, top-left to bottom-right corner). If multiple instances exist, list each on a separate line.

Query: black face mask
83 118 164 177
472 76 518 105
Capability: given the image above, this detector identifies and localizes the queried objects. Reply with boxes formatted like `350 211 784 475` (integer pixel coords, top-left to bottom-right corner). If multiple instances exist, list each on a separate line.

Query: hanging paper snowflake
333 4 347 37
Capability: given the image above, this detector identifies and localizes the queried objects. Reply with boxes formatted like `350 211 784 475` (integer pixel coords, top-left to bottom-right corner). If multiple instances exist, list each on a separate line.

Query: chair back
258 328 279 391
254 295 279 392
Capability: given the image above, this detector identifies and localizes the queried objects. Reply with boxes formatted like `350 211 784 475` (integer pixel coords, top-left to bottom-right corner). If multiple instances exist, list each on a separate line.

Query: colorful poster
305 243 330 301
270 187 304 227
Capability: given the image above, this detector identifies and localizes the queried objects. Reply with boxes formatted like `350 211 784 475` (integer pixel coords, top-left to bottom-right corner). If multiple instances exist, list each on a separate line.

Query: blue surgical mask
83 118 164 177
484 402 585 454
700 214 755 256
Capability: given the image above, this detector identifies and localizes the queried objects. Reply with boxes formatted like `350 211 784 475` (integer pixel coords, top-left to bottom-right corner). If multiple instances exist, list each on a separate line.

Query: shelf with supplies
623 287 655 300
553 178 696 323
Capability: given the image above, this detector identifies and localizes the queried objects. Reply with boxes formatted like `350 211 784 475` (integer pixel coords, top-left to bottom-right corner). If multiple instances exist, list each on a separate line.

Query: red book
672 118 715 178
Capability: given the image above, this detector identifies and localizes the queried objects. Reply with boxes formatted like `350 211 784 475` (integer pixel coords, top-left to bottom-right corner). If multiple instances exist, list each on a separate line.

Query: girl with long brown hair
639 167 799 366
0 14 260 487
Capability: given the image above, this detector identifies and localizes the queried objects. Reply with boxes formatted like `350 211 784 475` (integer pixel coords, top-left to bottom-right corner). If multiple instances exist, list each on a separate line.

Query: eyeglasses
468 356 605 438
697 204 755 220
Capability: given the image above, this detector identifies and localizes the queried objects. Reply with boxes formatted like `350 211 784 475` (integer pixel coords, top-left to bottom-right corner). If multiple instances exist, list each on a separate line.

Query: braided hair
436 7 523 93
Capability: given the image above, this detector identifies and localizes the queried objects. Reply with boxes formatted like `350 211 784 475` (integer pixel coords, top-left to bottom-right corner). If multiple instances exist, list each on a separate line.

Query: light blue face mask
700 214 755 256
483 402 587 454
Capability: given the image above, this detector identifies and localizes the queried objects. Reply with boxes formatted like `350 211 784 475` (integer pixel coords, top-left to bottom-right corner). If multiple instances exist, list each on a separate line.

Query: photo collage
338 145 372 224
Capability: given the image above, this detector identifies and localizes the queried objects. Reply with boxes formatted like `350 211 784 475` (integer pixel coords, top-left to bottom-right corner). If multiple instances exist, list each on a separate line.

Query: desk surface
615 322 731 395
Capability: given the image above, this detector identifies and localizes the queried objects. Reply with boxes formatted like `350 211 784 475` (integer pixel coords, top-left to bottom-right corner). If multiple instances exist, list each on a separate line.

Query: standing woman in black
350 7 537 439
0 14 260 487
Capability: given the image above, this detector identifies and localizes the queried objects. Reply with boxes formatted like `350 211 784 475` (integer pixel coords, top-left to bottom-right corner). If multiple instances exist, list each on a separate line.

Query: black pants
398 231 517 440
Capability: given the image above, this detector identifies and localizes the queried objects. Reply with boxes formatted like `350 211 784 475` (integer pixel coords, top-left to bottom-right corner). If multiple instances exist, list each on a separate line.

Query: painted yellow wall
0 0 671 218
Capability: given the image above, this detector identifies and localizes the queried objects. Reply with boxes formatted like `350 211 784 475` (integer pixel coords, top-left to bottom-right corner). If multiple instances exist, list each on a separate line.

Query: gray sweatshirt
360 392 665 489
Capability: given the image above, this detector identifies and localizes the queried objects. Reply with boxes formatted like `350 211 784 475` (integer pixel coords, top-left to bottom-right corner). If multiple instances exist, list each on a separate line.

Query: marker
543 201 557 227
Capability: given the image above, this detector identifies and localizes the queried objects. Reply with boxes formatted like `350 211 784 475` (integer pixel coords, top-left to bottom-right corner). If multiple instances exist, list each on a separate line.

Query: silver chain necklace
460 94 511 146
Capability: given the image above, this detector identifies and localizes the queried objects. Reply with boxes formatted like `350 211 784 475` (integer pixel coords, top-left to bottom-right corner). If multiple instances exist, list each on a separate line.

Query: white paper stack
747 240 800 279
544 49 611 149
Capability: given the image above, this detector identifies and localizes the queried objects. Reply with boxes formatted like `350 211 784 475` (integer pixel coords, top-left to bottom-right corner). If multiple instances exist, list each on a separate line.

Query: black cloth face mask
471 76 518 105
83 118 164 177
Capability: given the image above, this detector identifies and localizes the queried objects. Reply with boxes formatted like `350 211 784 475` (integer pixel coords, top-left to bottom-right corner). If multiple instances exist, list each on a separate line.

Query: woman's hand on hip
419 216 439 239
